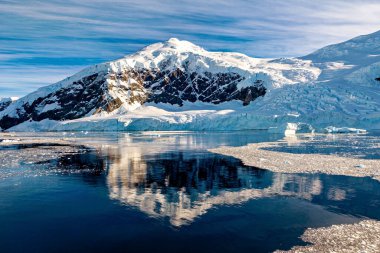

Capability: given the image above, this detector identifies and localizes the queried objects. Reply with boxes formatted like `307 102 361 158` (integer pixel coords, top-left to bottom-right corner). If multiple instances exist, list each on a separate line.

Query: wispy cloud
1 0 380 97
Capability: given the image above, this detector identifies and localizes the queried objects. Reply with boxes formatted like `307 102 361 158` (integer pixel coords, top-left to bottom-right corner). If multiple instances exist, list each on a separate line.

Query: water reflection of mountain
105 145 324 227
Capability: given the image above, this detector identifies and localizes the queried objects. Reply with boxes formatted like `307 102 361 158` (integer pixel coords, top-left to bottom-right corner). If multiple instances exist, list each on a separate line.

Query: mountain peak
164 37 198 48
137 38 205 56
162 38 206 53
166 37 181 44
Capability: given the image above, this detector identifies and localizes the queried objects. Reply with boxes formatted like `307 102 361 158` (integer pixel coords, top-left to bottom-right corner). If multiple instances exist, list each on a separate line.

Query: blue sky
1 0 380 97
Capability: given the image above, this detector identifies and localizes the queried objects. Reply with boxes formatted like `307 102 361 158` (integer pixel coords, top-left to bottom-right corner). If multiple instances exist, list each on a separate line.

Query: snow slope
2 32 380 132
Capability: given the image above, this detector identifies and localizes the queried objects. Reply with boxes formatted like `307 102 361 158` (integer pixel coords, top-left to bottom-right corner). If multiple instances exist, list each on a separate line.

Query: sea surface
0 131 379 253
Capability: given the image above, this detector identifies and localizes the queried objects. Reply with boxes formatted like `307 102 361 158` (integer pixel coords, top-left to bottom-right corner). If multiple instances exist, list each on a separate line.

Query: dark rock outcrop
143 68 266 106
0 67 266 130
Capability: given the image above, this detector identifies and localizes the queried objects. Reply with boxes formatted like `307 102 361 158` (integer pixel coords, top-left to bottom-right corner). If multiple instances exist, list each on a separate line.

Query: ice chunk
324 126 367 134
268 123 297 136
296 123 315 134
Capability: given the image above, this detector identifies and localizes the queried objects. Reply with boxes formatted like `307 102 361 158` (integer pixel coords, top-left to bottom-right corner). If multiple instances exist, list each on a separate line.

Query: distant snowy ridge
1 31 380 132
0 97 18 113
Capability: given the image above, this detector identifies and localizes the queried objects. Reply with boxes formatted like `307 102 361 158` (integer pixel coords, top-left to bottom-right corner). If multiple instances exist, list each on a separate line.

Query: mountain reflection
104 145 326 227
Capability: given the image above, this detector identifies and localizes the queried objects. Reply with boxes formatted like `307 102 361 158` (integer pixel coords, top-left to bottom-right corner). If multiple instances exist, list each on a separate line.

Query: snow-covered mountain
1 32 380 132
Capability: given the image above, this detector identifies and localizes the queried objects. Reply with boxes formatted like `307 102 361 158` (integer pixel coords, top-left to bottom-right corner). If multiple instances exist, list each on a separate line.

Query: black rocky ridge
141 68 266 106
0 67 266 130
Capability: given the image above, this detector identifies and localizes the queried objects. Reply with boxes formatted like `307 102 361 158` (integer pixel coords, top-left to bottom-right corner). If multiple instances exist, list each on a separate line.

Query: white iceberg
268 123 298 136
268 123 315 136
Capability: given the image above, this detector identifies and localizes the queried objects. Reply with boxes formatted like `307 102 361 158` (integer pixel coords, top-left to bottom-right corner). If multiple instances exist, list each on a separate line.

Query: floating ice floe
209 138 380 181
275 219 380 253
324 126 367 134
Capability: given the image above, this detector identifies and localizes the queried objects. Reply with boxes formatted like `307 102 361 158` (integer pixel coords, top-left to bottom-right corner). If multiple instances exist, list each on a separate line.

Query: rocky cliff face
0 67 266 130
132 68 266 105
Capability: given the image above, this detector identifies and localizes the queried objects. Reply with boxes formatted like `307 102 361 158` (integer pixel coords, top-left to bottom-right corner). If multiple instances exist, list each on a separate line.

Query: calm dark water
0 132 379 253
